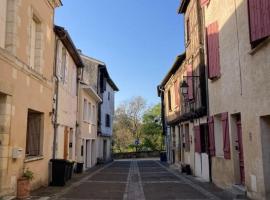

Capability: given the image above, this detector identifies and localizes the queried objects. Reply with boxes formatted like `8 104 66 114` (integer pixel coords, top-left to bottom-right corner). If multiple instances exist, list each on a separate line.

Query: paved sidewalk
27 159 247 200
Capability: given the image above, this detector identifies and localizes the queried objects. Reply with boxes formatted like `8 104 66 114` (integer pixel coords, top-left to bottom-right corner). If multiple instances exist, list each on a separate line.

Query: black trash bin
75 162 84 174
50 159 68 186
65 161 74 181
160 151 167 162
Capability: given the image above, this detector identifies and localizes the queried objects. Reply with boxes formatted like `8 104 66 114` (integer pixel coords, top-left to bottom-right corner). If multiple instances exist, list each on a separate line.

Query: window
0 0 7 48
186 18 190 43
29 16 42 72
248 0 270 48
108 92 110 101
168 90 172 111
83 99 88 121
187 65 193 100
92 105 95 123
88 102 91 122
184 124 190 152
206 21 221 79
214 114 223 157
61 47 67 82
105 114 110 127
174 80 179 107
26 109 43 157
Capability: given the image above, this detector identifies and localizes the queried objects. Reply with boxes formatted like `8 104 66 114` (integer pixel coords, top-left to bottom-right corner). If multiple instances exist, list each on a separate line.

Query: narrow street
31 159 241 200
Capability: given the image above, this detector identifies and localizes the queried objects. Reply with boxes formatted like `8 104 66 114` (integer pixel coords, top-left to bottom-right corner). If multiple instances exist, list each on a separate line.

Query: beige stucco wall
76 84 100 167
55 40 77 161
204 0 270 199
0 0 59 197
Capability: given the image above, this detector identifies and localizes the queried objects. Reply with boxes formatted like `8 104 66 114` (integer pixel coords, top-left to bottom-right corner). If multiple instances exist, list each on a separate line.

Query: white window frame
83 99 88 122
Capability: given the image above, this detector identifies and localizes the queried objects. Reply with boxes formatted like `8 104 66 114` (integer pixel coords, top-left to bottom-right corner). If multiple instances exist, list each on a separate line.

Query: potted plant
17 168 34 199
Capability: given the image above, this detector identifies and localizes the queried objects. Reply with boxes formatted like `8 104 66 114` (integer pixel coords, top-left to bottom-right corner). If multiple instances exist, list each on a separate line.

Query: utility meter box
12 147 23 159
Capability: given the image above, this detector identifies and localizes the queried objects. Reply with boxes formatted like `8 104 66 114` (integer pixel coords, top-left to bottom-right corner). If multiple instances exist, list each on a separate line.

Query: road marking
156 161 221 200
123 160 145 200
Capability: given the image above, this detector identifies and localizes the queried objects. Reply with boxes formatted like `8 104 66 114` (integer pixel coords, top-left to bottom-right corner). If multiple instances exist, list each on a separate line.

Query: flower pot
17 178 30 199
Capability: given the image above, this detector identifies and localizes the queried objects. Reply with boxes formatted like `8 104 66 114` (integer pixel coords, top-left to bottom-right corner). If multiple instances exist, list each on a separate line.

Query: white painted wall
100 81 115 136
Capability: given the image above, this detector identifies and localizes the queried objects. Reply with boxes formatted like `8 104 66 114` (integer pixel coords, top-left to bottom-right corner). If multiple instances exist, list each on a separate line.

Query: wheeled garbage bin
75 162 84 174
160 151 167 162
50 159 68 186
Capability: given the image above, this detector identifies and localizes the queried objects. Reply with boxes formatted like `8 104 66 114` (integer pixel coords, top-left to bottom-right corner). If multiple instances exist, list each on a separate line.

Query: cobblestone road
31 159 242 200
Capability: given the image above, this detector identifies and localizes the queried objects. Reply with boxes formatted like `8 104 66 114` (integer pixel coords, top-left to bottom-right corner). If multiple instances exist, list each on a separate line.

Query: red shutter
194 126 201 153
208 116 215 156
206 21 220 79
174 79 179 107
248 0 270 43
222 112 231 159
201 0 210 7
187 65 193 100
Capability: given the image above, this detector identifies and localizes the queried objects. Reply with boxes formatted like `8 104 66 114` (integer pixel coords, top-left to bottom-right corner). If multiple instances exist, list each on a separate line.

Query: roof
80 83 102 103
178 0 190 14
159 52 186 88
79 53 119 92
99 65 119 92
80 53 105 66
54 25 84 68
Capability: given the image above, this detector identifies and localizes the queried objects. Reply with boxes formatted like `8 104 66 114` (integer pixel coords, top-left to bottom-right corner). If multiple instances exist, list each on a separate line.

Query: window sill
249 37 270 55
24 156 44 163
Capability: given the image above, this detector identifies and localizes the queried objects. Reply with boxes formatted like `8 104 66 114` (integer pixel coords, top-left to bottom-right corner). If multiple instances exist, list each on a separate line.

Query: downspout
52 37 60 159
197 0 212 182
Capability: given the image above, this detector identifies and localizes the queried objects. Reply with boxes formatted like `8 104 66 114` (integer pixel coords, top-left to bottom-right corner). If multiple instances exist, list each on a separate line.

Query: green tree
141 104 163 151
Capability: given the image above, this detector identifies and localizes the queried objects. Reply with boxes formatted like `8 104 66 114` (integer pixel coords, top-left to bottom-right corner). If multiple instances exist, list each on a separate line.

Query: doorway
231 114 245 185
103 139 107 161
86 140 91 168
260 115 270 198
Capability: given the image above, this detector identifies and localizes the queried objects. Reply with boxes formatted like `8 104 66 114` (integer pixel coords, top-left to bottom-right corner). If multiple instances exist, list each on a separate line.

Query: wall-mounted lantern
180 80 189 95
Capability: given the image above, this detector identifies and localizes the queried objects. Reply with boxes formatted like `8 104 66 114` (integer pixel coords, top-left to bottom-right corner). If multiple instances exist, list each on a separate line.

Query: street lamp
180 80 189 95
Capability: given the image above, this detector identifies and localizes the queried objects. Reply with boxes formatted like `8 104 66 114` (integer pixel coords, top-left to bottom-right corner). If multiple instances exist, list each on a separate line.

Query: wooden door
64 127 69 160
237 121 245 185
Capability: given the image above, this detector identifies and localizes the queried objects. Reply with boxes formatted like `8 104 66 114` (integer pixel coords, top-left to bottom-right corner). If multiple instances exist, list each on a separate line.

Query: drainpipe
52 37 60 159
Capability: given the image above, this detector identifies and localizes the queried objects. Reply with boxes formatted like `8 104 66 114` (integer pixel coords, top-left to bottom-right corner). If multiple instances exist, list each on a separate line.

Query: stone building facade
0 0 61 196
203 0 270 199
97 66 119 162
53 25 83 161
76 54 102 170
159 0 270 199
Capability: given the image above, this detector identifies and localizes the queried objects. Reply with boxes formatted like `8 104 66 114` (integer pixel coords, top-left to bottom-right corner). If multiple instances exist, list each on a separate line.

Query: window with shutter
174 79 180 107
206 21 221 79
201 0 210 7
57 42 62 78
168 89 172 111
194 126 201 153
222 112 231 159
248 0 270 46
187 65 193 100
208 116 215 156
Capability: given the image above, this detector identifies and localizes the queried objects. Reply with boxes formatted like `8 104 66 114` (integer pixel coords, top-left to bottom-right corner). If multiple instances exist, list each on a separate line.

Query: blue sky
55 0 185 107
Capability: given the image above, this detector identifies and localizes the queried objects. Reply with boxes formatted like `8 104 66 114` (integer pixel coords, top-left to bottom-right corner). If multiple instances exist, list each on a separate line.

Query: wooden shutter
206 22 220 79
208 116 215 156
248 0 270 43
222 112 231 159
57 42 62 78
201 0 210 7
194 126 201 153
174 79 180 107
187 65 193 100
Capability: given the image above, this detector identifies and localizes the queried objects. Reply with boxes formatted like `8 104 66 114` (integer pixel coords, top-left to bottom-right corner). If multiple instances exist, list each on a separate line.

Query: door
103 140 107 161
86 140 91 168
237 121 245 185
64 127 69 160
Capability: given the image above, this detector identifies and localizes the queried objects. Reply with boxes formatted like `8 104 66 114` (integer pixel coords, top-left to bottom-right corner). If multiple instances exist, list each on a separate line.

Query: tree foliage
113 97 163 153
